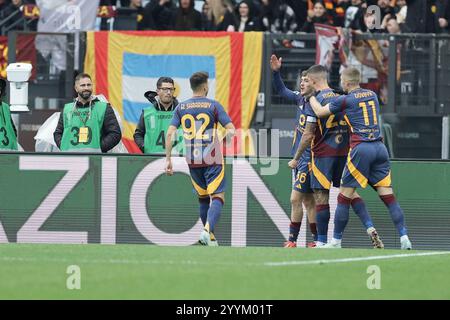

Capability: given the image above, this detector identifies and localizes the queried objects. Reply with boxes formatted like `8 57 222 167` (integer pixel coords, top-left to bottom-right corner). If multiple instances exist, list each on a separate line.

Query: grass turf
0 244 449 299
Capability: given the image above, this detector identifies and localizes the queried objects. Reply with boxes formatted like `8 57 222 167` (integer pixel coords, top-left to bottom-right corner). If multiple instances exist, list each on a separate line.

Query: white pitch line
264 251 450 267
1 251 450 268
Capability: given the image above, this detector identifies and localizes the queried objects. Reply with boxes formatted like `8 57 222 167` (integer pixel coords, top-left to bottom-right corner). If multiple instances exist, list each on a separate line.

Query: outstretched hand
270 54 282 72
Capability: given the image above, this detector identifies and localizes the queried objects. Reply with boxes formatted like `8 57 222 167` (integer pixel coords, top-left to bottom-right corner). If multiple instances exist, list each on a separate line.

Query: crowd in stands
1 0 450 34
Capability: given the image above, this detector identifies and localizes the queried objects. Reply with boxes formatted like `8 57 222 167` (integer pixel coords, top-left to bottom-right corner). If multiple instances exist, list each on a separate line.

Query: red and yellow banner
0 35 37 80
0 37 7 79
84 31 263 154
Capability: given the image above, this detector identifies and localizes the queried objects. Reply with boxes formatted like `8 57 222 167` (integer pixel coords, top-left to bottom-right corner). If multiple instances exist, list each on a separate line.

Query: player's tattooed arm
309 96 332 118
288 122 317 169
165 125 177 175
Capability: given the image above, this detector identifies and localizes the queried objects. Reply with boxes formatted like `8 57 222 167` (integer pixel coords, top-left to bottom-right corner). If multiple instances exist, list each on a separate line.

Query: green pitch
0 244 449 299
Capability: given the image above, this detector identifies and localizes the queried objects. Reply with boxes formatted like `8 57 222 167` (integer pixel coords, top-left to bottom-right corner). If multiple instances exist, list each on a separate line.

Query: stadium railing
2 30 450 158
260 32 450 159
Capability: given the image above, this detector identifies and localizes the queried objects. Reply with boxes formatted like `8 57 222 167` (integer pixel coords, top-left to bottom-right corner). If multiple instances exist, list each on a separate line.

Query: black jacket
133 91 179 152
404 0 439 33
53 98 122 153
300 15 331 33
145 0 175 30
172 0 203 31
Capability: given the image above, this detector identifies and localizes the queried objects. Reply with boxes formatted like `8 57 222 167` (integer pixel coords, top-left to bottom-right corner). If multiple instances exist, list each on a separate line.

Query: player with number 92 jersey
170 97 232 167
165 72 235 246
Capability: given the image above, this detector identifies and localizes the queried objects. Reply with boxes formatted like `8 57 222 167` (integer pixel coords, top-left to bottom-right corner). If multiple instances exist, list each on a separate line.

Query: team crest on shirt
298 104 304 110
335 134 344 144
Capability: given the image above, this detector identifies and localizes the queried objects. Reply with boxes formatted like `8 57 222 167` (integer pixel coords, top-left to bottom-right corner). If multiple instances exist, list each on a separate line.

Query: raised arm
270 54 300 102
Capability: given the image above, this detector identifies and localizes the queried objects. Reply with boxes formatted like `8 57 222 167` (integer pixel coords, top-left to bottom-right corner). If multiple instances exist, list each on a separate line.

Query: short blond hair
341 67 361 85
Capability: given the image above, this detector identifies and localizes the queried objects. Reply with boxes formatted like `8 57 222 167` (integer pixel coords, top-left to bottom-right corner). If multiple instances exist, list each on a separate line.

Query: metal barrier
260 32 450 159
6 31 77 108
2 30 450 158
0 9 36 36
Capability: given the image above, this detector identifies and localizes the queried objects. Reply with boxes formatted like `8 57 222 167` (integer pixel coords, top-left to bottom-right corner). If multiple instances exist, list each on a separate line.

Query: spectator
0 0 9 16
363 8 384 32
286 0 308 30
250 0 262 17
330 0 350 27
201 0 211 30
204 0 237 31
128 0 147 30
384 14 401 33
2 0 25 31
260 0 298 34
101 0 132 6
300 0 332 33
172 0 203 31
377 0 395 21
144 0 174 30
130 0 142 10
140 2 156 29
235 0 263 31
395 0 407 24
344 0 366 31
403 0 439 33
438 0 450 32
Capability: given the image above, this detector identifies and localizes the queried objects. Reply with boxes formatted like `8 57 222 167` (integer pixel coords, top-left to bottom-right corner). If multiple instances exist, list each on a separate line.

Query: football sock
334 194 352 240
199 197 210 226
351 197 374 229
288 221 301 242
380 194 408 237
206 197 224 234
309 222 318 241
316 204 330 243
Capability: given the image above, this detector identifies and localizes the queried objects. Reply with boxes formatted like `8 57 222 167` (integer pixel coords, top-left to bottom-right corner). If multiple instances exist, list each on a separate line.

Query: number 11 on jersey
359 100 378 125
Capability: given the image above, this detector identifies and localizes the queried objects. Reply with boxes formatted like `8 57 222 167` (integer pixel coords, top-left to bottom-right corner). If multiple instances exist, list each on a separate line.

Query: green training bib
143 106 184 155
60 101 107 152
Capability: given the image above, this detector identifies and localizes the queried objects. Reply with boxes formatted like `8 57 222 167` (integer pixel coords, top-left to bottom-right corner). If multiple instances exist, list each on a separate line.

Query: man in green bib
133 77 184 154
0 78 18 151
53 73 122 153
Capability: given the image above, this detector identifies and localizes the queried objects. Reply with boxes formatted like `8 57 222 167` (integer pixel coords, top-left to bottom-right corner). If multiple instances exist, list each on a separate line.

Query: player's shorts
311 155 347 190
341 141 391 188
189 165 226 197
292 159 313 193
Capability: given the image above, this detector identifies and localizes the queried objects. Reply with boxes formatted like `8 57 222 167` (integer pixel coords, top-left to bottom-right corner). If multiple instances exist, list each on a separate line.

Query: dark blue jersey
171 97 232 167
305 88 349 157
329 88 382 147
272 71 311 161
